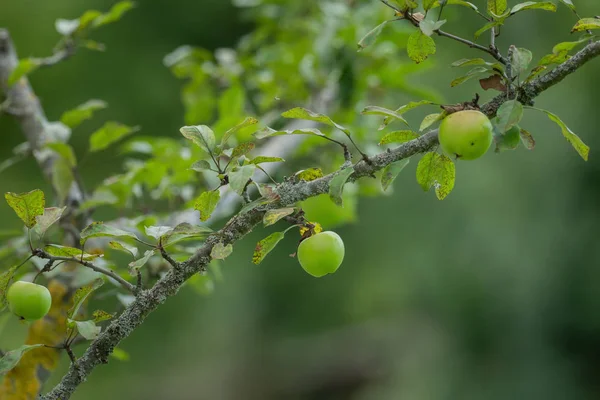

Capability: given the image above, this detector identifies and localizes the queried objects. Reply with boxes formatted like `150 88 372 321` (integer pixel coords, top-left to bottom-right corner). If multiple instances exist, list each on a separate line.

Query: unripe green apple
297 231 345 277
438 110 493 160
7 281 52 321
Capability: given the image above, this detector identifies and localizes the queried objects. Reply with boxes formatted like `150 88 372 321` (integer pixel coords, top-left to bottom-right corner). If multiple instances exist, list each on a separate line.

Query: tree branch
482 40 600 116
39 38 600 400
33 250 136 294
38 38 600 400
0 29 82 203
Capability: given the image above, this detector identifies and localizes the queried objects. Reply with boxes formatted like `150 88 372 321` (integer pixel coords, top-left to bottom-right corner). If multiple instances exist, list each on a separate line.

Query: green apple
438 110 493 160
297 231 345 277
7 281 52 321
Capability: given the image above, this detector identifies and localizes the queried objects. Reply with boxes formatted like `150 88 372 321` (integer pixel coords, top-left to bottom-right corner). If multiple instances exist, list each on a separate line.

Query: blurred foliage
1 0 600 399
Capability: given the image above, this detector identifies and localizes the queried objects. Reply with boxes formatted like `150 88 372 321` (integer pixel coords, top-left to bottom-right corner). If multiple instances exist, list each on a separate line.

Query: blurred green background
2 1 600 399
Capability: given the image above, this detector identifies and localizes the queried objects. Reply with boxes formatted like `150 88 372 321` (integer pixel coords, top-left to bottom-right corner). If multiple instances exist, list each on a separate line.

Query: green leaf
537 39 587 67
229 165 256 195
252 232 285 265
510 1 556 14
210 243 233 260
80 222 137 245
494 125 521 152
381 159 410 191
239 197 275 214
5 189 45 228
519 128 536 150
51 157 74 204
77 10 103 32
44 244 101 261
420 113 444 131
160 223 212 248
357 21 389 51
250 156 285 165
0 345 44 375
144 226 173 240
361 106 409 127
533 108 589 160
190 160 212 171
376 101 435 130
509 47 533 76
495 100 524 133
407 30 436 64
92 309 113 323
68 278 104 319
108 241 138 258
296 168 324 182
450 66 488 87
46 143 77 168
263 208 295 227
7 58 41 86
451 58 504 72
32 207 66 239
416 152 456 200
90 122 139 152
180 125 216 153
222 117 259 146
329 167 355 206
474 21 502 39
281 107 351 136
70 320 101 340
231 142 255 159
571 18 600 33
194 191 221 222
254 127 327 140
0 267 17 312
60 99 107 129
128 250 156 274
92 1 135 28
487 0 507 16
379 130 419 145
419 19 446 37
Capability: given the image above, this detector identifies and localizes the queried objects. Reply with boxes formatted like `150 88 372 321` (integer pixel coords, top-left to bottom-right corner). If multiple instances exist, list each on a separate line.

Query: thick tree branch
39 39 600 400
0 29 81 203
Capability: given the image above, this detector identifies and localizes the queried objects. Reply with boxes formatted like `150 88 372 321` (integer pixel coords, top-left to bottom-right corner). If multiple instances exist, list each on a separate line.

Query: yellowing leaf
252 232 285 264
295 168 324 182
5 189 45 228
210 242 233 260
407 30 436 64
263 208 295 227
379 130 418 145
416 152 456 200
571 18 600 33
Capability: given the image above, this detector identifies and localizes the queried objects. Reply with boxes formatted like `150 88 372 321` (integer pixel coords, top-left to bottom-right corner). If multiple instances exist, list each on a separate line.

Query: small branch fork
38 38 600 400
379 0 508 65
32 249 137 294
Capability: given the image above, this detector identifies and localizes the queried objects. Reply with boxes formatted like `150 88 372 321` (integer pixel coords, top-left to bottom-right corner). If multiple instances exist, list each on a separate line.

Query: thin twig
159 247 180 269
33 249 136 293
